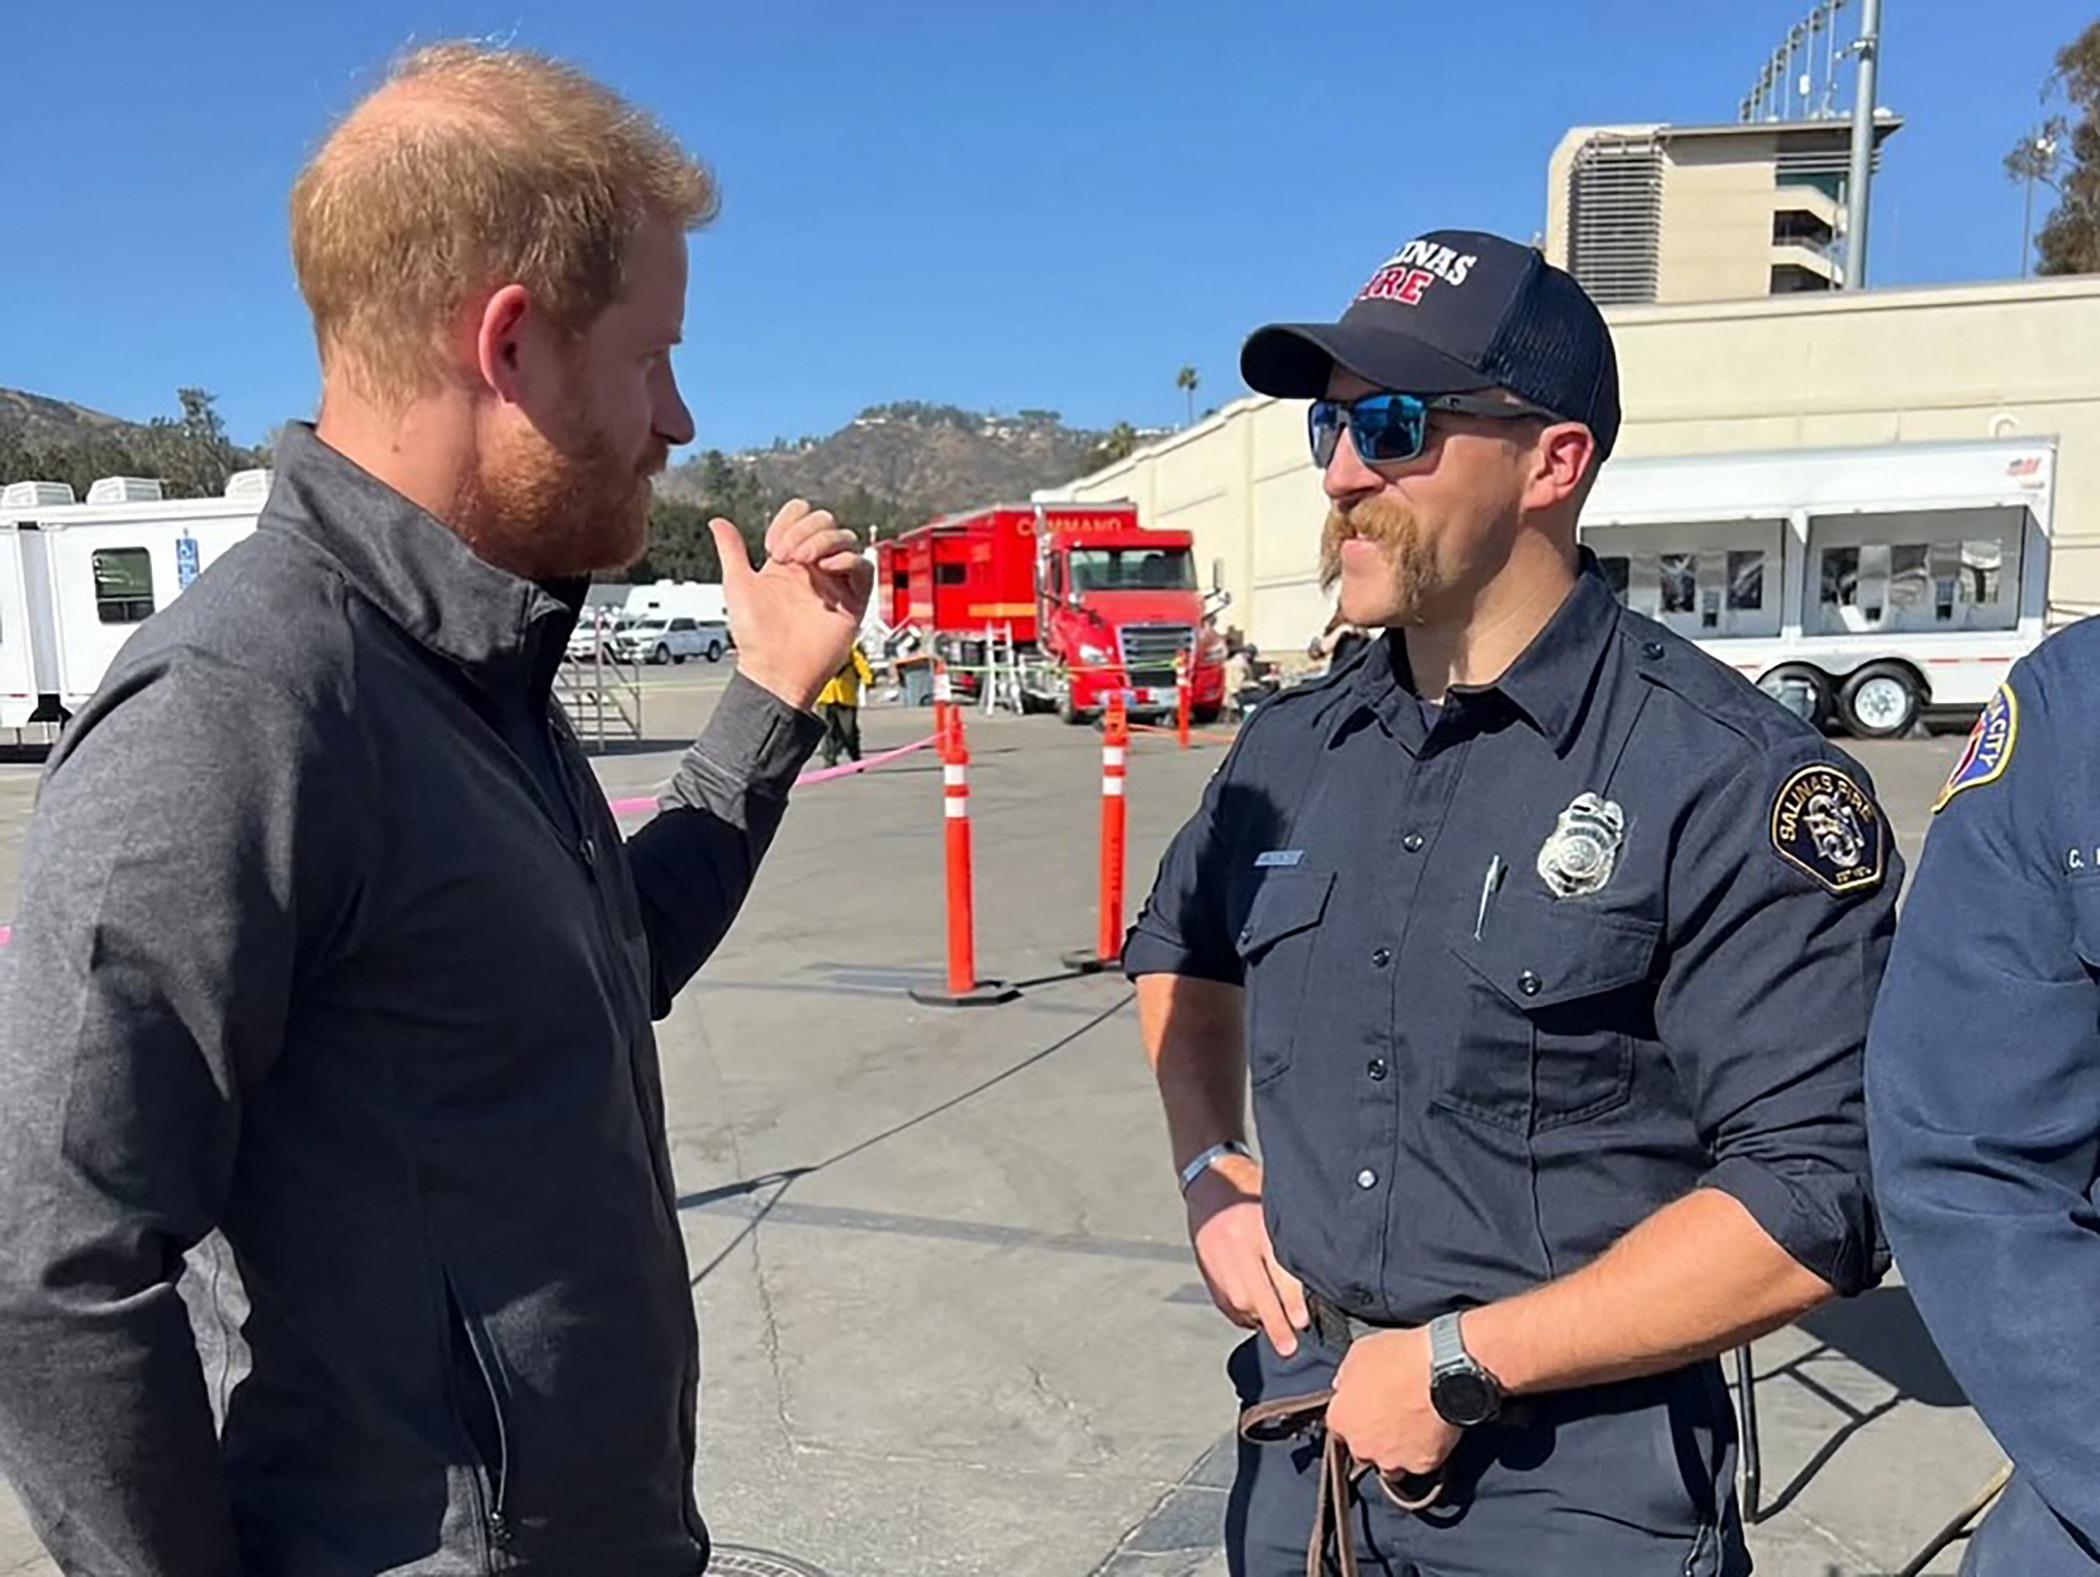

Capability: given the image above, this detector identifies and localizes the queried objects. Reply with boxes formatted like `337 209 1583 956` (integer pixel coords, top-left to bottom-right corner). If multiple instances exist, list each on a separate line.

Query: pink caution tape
605 731 936 819
0 734 941 949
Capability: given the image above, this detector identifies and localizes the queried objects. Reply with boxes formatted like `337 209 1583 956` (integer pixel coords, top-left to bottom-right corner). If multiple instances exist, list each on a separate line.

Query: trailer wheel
706 641 724 662
1192 705 1222 726
1758 664 1833 731
1059 692 1090 726
1839 664 1924 739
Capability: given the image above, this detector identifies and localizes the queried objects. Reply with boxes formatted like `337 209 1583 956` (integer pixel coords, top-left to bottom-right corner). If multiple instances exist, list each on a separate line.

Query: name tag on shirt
1255 850 1304 868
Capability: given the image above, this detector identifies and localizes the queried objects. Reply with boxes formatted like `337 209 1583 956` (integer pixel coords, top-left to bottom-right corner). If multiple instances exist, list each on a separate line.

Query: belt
1236 1293 1445 1577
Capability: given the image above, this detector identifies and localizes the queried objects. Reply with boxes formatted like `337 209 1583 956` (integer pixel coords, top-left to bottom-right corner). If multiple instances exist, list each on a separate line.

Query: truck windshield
1068 548 1195 593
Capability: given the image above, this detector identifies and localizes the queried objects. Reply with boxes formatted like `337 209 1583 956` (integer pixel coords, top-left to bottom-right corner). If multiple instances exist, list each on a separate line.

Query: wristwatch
1427 1312 1504 1427
1178 1140 1254 1195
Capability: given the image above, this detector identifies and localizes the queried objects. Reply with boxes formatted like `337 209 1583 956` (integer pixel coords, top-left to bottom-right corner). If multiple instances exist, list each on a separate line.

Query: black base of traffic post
1059 948 1120 975
907 980 1021 1008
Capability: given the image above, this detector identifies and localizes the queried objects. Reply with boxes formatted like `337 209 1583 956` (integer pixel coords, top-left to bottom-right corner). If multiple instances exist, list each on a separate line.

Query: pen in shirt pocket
1474 854 1506 942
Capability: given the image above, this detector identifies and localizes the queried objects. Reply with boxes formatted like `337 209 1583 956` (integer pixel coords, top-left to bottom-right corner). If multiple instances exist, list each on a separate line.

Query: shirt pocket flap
1235 870 1337 962
1451 888 1661 1009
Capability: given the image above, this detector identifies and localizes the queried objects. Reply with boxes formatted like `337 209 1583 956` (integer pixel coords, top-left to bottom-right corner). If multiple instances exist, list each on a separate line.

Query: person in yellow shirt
815 644 875 766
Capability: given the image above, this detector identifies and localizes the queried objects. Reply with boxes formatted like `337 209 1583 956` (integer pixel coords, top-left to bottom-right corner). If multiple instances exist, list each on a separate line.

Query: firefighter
1124 229 1899 1576
816 642 875 767
1869 638 2100 1576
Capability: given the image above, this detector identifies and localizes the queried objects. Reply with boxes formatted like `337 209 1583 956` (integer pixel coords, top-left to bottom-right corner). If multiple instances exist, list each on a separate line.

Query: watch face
1432 1369 1499 1427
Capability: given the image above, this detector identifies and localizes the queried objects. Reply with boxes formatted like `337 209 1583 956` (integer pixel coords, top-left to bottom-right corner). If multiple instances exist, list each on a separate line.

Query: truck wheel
673 651 687 665
1192 705 1222 726
706 641 724 662
1059 692 1090 726
1839 664 1924 739
1758 664 1833 731
653 643 670 666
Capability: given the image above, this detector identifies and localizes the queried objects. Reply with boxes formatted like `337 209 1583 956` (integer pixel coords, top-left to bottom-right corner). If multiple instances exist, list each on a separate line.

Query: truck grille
1120 624 1194 688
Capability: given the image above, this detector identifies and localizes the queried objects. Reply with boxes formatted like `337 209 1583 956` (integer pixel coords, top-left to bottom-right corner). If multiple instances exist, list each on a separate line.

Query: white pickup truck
606 614 730 666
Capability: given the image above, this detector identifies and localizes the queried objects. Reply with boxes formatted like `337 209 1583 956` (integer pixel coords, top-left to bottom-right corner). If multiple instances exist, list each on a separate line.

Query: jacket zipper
445 1274 514 1563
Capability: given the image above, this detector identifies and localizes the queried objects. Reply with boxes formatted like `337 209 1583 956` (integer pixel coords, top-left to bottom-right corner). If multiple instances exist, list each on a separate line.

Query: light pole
1842 0 1882 288
2019 129 2060 277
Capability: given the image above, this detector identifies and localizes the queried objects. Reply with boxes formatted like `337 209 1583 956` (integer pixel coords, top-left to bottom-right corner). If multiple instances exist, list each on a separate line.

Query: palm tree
1176 365 1199 426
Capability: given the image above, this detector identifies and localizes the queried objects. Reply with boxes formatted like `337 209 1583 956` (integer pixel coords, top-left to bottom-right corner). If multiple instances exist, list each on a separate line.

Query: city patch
1933 682 2017 814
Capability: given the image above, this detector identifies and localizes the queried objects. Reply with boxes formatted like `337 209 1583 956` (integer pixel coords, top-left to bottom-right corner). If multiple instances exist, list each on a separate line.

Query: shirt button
1517 970 1543 996
1641 640 1666 661
1356 1168 1378 1189
1402 833 1425 853
1371 947 1392 968
1366 1058 1388 1082
1238 926 1252 947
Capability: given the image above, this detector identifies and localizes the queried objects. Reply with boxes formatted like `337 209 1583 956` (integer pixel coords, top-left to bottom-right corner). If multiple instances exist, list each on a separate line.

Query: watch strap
1428 1311 1469 1374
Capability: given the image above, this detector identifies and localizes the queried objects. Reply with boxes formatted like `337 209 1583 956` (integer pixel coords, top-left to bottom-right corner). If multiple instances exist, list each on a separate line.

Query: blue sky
4 1 2089 455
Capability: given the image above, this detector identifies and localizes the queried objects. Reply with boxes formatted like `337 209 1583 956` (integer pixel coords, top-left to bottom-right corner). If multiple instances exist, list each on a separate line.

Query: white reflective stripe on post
944 764 967 787
1103 778 1125 797
944 797 969 818
934 672 954 702
1103 747 1126 767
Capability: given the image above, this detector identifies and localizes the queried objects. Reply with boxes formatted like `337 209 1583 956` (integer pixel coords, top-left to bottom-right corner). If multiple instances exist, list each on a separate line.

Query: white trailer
0 471 269 731
1579 437 2055 737
622 578 725 624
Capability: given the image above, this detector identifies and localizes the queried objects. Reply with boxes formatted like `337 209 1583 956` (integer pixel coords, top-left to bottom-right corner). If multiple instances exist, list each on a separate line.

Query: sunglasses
1308 392 1561 468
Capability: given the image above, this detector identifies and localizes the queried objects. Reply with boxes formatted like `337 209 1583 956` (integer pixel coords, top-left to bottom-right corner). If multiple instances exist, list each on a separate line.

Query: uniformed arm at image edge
1868 655 2100 1550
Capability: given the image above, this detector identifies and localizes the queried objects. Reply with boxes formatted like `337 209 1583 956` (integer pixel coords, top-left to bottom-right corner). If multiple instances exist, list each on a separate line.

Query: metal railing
553 636 645 750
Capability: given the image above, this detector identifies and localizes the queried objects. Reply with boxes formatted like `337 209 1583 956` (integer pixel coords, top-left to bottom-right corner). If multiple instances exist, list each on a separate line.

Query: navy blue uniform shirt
1128 563 1899 1324
1869 624 2100 1571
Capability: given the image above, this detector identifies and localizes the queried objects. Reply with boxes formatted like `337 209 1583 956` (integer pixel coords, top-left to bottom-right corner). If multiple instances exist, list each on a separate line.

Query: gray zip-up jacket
0 425 822 1574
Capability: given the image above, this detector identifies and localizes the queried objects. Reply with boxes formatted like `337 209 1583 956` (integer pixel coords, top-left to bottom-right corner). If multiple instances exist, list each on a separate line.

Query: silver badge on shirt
1536 792 1625 899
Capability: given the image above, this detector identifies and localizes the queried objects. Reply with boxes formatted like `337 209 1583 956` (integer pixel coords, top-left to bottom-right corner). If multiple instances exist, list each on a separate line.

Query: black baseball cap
1241 229 1621 458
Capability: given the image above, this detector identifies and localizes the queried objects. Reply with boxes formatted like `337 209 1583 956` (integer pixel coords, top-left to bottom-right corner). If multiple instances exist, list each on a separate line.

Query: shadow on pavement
1749 1285 1969 1525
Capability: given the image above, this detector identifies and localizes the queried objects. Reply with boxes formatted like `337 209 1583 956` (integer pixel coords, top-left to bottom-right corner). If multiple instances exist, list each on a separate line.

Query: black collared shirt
1127 563 1899 1323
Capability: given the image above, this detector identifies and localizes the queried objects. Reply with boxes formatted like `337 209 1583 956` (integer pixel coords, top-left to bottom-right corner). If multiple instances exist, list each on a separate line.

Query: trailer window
1819 546 1859 609
1659 554 1696 614
93 548 155 624
1069 548 1196 593
1727 550 1764 611
936 563 967 587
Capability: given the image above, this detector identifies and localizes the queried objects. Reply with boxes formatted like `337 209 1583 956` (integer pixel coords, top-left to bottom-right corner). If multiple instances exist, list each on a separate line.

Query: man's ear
473 285 534 405
1524 422 1597 513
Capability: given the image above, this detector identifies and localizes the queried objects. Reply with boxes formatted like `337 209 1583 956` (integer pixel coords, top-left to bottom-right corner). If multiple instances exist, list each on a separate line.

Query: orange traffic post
932 658 956 757
1063 692 1130 974
1174 651 1192 750
910 706 1018 1008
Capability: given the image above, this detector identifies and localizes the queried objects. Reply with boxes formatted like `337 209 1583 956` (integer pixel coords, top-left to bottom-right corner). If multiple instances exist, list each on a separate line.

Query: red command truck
876 502 1227 724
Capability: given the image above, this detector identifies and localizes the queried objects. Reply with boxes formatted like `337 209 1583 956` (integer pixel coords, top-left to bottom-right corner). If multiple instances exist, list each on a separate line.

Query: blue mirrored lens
1307 395 1429 467
1349 395 1428 463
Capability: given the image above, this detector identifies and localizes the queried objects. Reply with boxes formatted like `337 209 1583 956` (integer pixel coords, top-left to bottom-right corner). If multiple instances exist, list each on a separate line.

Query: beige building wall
1040 278 2100 653
1658 135 1795 302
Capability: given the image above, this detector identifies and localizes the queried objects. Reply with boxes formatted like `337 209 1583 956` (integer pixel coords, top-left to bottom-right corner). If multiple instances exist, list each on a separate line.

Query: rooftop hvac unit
86 476 166 504
224 468 274 500
2 480 78 508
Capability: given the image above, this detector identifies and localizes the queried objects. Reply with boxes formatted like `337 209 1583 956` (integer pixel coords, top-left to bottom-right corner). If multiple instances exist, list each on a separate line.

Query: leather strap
1237 1388 1443 1577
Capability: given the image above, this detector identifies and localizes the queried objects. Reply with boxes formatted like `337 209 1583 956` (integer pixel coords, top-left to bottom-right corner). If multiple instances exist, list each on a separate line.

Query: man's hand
1186 1154 1311 1357
1326 1327 1461 1479
710 500 874 712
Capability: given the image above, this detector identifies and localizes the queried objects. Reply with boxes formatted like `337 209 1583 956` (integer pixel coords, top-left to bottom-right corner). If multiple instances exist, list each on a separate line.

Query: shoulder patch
1933 682 2017 814
1770 764 1886 894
